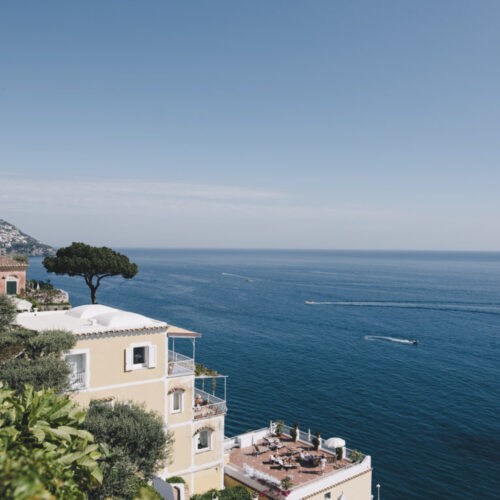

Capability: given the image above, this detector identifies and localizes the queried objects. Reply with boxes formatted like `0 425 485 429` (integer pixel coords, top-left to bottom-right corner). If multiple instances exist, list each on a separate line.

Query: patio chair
326 456 336 464
253 444 266 456
264 437 275 446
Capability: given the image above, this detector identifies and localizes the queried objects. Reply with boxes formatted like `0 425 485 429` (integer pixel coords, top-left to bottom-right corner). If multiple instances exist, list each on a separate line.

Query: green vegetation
83 401 173 499
191 486 252 500
274 420 285 436
166 476 186 484
0 328 75 395
0 383 103 499
9 254 29 264
0 295 16 331
280 476 294 491
43 242 138 304
0 296 75 394
349 449 363 463
195 362 220 394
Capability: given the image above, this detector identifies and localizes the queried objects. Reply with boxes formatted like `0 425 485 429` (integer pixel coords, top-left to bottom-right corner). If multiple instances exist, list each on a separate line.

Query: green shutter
6 281 17 295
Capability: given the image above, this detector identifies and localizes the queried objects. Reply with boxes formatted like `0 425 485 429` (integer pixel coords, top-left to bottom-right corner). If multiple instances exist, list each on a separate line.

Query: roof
15 304 169 337
0 256 29 270
167 325 202 338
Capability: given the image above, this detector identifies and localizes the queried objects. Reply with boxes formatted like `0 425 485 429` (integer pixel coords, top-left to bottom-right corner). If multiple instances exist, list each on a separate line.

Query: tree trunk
90 285 97 304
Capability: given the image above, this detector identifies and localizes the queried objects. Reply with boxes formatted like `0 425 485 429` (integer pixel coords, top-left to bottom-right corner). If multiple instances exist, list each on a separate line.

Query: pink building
0 256 28 296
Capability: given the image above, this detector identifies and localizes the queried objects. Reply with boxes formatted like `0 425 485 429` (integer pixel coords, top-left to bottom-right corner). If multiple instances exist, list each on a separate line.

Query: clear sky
1 1 499 250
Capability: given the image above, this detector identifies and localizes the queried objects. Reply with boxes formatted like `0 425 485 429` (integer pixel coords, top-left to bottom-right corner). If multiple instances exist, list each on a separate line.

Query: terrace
168 350 194 376
224 424 371 500
193 388 227 419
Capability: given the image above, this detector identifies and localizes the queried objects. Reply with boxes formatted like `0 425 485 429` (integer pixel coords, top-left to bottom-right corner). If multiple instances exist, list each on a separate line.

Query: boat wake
364 336 416 345
304 300 500 315
222 272 253 282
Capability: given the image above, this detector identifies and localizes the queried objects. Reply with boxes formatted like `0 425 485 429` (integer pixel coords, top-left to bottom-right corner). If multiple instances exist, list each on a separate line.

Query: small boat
411 340 418 345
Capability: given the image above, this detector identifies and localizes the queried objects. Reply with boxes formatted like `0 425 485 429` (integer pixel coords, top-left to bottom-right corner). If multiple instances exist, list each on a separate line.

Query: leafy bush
0 383 102 499
191 486 252 500
0 295 16 332
166 476 186 484
84 401 173 499
349 449 363 462
0 329 75 394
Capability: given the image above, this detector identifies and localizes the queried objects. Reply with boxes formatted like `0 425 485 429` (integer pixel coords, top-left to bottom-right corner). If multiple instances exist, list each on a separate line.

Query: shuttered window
125 344 157 371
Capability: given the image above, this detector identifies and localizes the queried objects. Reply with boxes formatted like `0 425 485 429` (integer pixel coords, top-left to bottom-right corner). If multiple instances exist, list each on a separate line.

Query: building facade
0 255 28 296
16 304 226 497
16 304 372 500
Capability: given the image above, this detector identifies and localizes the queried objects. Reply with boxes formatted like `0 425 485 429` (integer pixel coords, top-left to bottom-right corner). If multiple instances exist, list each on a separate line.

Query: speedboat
411 340 418 345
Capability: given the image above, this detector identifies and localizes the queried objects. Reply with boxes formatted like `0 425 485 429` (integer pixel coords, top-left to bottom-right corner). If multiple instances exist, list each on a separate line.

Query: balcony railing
71 371 87 389
168 350 194 376
193 389 227 419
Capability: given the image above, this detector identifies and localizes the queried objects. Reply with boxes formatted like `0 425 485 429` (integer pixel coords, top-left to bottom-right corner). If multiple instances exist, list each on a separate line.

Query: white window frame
65 348 90 389
196 429 212 453
171 390 184 414
125 341 157 371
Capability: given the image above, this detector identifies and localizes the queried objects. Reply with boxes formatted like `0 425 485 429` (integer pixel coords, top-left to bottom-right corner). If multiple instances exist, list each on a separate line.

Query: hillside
0 219 56 256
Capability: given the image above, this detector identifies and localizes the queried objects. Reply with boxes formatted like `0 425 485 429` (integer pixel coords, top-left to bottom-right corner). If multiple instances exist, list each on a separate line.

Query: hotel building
16 304 372 500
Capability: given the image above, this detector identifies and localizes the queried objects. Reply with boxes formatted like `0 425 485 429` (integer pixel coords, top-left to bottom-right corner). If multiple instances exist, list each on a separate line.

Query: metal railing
168 350 194 376
71 371 87 389
280 423 366 465
193 389 227 419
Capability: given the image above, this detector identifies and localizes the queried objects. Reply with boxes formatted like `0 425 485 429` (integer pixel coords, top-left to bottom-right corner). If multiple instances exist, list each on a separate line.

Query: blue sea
28 250 500 500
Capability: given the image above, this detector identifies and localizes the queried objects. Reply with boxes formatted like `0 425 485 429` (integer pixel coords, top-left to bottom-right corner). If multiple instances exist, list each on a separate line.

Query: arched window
170 389 184 413
194 426 214 452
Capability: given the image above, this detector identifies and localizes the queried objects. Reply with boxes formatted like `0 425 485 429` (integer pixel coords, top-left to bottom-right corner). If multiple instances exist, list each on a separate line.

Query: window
324 493 331 500
171 390 183 413
196 429 212 451
65 350 89 389
125 343 157 371
133 346 146 366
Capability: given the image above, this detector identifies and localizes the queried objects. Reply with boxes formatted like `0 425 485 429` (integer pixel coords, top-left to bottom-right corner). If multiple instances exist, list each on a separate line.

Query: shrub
84 401 174 499
0 383 102 499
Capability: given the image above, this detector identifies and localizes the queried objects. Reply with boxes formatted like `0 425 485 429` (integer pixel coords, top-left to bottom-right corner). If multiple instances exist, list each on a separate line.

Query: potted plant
280 476 294 496
349 449 363 463
312 431 321 451
290 422 299 442
274 420 285 437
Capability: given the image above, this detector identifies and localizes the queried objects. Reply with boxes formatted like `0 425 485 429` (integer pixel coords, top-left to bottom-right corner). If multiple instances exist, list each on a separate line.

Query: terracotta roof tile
0 256 29 269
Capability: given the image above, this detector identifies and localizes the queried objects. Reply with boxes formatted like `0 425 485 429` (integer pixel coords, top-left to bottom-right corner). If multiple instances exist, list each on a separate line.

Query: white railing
193 388 226 419
280 423 365 463
71 371 87 389
168 350 194 376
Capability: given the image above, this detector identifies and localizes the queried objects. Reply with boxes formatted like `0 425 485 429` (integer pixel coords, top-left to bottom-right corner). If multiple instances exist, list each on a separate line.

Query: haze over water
29 250 500 499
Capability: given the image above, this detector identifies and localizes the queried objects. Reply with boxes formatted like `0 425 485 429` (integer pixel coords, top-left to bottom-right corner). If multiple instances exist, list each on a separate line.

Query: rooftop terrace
225 425 371 500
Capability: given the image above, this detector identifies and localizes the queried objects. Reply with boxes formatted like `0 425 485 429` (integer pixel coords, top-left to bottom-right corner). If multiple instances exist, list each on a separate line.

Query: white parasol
324 437 346 449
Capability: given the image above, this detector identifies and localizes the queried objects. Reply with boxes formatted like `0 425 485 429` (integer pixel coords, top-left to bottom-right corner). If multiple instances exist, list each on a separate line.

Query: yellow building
16 304 227 497
16 304 373 500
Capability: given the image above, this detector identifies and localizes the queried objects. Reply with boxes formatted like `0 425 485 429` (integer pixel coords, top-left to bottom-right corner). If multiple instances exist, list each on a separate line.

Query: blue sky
1 1 499 249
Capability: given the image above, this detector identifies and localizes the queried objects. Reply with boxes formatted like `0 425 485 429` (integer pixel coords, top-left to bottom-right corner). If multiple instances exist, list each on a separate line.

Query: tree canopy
43 242 138 304
83 401 173 499
0 328 75 395
0 383 103 499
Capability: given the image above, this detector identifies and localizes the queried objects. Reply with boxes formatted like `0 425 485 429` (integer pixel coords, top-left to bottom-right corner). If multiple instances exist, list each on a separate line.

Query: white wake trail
364 336 414 345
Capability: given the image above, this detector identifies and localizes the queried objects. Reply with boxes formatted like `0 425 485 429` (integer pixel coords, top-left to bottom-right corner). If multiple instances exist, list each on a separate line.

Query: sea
27 250 500 500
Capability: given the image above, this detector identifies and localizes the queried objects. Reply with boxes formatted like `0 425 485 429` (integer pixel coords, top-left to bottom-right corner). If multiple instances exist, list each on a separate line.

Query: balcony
168 350 194 376
193 388 227 420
